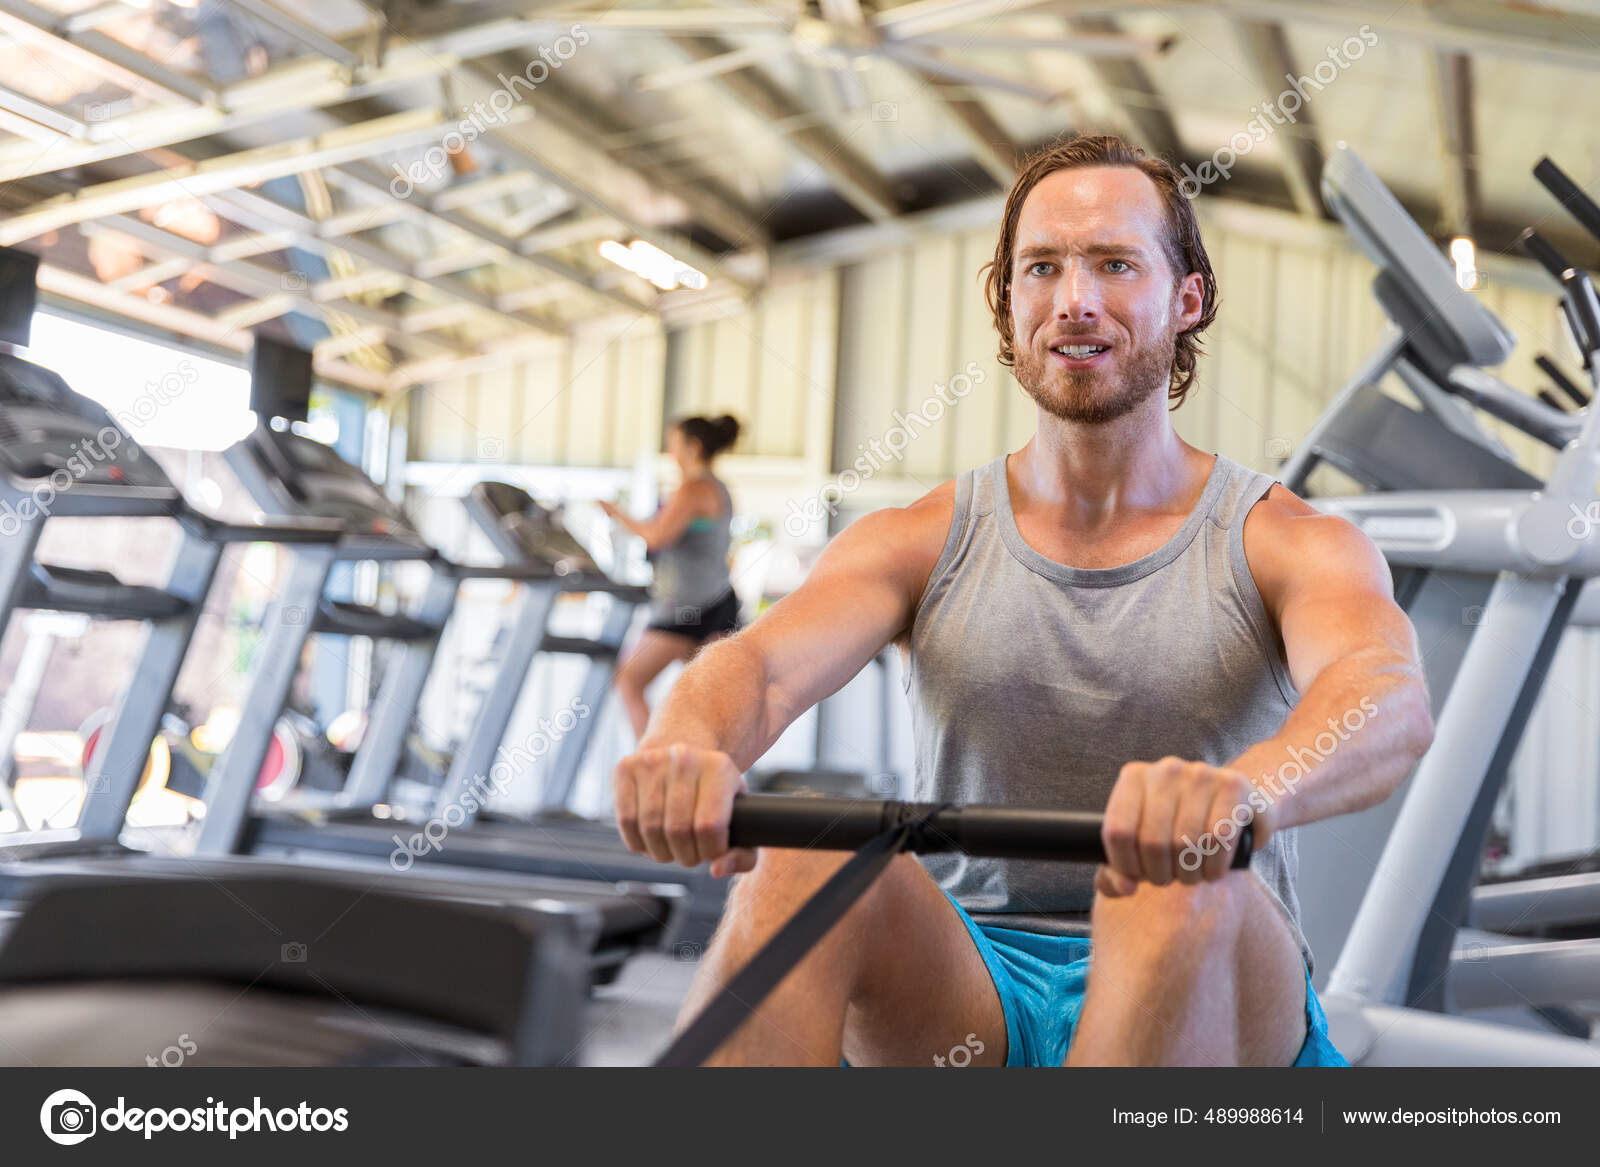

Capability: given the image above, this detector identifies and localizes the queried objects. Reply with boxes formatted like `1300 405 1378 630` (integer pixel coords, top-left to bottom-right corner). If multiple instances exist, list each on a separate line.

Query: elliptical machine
1284 146 1600 1062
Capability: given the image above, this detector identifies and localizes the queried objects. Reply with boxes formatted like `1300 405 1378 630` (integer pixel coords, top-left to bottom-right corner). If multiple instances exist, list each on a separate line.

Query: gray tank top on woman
651 476 734 622
906 453 1312 968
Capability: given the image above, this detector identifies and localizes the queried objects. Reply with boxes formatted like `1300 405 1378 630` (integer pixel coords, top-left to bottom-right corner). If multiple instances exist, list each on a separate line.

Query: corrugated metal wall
404 202 1599 861
407 318 667 467
405 210 1575 493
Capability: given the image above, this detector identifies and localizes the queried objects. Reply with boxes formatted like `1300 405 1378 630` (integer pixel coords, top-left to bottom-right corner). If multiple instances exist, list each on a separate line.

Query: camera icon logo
281 941 308 963
1567 500 1600 541
84 102 109 123
872 101 897 121
282 605 307 625
675 605 701 623
1265 437 1293 461
478 436 506 460
40 1088 97 1145
866 771 898 795
282 271 308 292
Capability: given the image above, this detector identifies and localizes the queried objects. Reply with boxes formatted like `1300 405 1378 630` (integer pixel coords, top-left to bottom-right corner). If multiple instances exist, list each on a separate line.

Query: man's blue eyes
1025 260 1131 275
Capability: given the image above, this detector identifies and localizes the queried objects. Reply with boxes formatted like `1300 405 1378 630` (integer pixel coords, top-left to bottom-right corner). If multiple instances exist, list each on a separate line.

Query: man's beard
1013 328 1178 424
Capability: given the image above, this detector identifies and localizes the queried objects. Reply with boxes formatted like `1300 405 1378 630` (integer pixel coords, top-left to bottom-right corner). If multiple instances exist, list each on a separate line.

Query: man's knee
1091 871 1254 952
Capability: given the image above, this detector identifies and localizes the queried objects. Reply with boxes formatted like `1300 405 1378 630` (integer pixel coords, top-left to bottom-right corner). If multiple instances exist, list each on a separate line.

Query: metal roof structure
2 0 1598 393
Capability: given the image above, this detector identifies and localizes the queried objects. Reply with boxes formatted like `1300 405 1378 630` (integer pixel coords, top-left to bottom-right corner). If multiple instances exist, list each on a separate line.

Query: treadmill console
226 425 424 542
0 352 174 491
1322 145 1516 373
467 481 601 576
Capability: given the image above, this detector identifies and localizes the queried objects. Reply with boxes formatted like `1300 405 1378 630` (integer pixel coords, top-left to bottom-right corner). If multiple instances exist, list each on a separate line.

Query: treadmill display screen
249 336 314 423
0 248 39 349
238 427 416 534
469 482 600 575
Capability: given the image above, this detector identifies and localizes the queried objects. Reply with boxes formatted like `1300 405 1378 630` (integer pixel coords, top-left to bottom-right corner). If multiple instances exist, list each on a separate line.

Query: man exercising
612 134 1434 1067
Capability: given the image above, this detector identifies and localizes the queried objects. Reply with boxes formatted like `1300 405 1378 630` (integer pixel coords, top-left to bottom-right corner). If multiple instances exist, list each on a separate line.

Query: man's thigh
840 855 1008 1067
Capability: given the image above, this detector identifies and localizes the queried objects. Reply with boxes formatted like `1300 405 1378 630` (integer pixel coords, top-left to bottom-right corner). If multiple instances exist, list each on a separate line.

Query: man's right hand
613 745 756 878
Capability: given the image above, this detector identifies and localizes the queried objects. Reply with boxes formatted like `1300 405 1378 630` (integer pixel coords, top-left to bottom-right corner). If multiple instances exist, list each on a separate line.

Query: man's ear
1175 271 1206 332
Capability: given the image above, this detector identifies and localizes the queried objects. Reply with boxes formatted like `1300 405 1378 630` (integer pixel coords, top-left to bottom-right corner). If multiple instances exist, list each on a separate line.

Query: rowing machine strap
654 809 942 1068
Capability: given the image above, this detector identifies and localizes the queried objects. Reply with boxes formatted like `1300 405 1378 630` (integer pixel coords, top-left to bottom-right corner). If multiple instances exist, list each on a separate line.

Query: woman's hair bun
678 413 741 458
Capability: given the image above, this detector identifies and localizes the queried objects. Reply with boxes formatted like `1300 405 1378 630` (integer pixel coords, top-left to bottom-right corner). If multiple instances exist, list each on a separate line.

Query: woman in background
599 414 741 739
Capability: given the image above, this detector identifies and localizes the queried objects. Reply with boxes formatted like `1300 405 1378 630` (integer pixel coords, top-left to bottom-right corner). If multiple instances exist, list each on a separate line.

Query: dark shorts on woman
647 588 741 643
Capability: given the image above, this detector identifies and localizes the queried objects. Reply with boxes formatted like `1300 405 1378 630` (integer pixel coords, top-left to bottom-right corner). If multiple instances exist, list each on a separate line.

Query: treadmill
0 874 598 1066
1282 149 1600 1043
208 354 727 942
0 288 677 990
0 260 658 1064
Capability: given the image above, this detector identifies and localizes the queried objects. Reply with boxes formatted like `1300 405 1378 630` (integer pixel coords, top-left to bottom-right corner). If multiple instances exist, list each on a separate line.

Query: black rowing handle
727 794 1254 868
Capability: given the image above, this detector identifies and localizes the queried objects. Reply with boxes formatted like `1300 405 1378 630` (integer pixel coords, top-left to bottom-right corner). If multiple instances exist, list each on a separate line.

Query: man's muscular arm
1228 486 1434 826
1100 486 1434 892
614 485 954 876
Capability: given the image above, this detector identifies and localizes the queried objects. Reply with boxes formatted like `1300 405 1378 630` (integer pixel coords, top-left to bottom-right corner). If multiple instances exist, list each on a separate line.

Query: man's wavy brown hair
980 133 1219 408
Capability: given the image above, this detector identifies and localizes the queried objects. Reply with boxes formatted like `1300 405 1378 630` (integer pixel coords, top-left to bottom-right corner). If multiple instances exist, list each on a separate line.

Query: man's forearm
1228 649 1434 832
638 634 791 769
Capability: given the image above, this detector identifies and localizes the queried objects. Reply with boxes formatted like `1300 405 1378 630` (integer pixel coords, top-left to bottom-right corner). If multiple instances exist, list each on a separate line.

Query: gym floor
584 954 698 1067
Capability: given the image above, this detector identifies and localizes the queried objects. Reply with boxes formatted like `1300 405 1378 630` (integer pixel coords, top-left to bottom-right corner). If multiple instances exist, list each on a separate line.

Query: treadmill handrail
1535 156 1600 246
447 562 565 583
333 532 440 563
1315 488 1600 576
443 560 650 601
1446 366 1577 448
178 508 345 545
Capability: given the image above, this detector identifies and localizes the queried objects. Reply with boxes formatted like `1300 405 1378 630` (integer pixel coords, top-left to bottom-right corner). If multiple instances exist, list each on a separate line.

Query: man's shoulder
1242 482 1390 604
1244 482 1375 553
826 478 960 574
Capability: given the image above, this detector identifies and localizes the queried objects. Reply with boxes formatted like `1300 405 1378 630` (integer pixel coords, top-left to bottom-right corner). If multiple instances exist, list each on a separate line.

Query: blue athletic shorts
944 890 1350 1067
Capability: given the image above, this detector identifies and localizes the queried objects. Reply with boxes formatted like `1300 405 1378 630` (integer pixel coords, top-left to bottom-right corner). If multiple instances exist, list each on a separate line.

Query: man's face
1008 166 1203 424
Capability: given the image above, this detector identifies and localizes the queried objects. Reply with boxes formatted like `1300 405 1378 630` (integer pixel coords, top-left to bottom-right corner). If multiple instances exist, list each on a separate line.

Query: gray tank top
651 476 734 621
907 453 1312 968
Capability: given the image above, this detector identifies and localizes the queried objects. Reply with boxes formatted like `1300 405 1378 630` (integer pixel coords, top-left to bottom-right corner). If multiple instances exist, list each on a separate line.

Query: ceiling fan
628 0 1175 110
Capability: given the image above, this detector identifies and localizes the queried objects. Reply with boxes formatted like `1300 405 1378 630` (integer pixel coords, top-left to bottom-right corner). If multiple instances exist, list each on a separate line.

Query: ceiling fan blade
898 29 1176 58
828 63 869 113
881 42 1064 103
584 8 791 34
873 0 1075 40
634 42 792 91
817 0 868 27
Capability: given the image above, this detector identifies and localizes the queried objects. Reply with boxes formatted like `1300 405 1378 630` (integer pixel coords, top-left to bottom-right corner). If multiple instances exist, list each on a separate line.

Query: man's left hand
1097 757 1272 898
